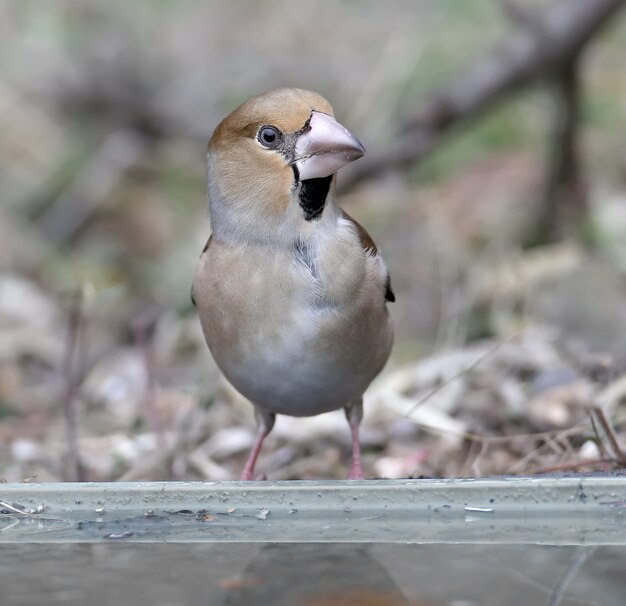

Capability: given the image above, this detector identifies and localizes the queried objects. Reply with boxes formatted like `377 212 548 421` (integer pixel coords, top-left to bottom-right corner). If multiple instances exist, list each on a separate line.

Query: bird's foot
347 465 365 480
239 471 268 481
239 411 275 481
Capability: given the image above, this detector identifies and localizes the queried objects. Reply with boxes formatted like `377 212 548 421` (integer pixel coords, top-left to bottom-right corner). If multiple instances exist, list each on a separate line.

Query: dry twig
405 330 523 417
534 457 615 475
590 405 626 466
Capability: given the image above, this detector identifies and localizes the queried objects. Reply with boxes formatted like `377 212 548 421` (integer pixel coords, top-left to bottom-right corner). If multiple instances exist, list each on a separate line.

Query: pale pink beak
293 111 365 181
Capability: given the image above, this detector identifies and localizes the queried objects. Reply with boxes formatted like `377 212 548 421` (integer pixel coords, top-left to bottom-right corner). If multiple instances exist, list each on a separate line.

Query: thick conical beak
293 111 365 181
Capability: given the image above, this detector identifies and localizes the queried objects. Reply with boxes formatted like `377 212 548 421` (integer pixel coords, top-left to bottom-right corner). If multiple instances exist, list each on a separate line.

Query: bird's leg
344 399 365 480
240 408 275 481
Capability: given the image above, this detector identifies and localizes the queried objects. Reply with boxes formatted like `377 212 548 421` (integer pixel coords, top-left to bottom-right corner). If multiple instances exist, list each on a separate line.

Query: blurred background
2 0 626 482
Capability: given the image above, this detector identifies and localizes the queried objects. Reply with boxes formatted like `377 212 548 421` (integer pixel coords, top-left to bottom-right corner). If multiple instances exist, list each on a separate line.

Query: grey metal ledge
1 477 625 545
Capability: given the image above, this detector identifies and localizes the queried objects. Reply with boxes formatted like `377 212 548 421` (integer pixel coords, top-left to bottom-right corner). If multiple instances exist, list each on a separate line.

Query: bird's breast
192 236 392 416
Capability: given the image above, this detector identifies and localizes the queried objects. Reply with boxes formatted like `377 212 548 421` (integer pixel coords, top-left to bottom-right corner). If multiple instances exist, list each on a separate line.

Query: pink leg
240 409 275 481
345 400 365 480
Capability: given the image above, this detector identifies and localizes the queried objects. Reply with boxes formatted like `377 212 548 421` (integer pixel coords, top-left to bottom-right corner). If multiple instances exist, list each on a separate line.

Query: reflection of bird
192 88 394 479
221 544 409 606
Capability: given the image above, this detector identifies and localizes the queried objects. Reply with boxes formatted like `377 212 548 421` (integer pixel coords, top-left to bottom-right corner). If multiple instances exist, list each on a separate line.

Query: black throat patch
298 176 332 221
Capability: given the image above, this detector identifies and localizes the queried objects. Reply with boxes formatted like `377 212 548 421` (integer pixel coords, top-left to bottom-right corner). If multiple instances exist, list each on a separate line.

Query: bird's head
207 88 365 243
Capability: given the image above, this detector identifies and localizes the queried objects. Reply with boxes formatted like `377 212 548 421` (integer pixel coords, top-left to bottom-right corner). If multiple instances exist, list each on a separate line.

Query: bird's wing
191 234 213 307
201 234 213 254
340 210 395 303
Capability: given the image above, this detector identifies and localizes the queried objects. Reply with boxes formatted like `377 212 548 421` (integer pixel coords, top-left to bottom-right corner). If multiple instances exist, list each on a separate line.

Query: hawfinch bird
192 88 394 479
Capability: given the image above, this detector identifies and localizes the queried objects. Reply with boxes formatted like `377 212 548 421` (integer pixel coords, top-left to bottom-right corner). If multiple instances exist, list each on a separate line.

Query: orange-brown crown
210 88 333 152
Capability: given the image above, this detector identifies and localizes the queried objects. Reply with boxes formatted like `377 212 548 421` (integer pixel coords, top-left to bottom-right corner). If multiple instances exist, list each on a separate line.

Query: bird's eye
258 126 282 148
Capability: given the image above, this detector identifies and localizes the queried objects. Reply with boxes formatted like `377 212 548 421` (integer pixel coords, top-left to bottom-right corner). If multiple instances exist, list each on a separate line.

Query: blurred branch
37 129 150 244
340 0 624 192
530 61 587 245
132 307 166 463
500 0 545 33
61 287 87 482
